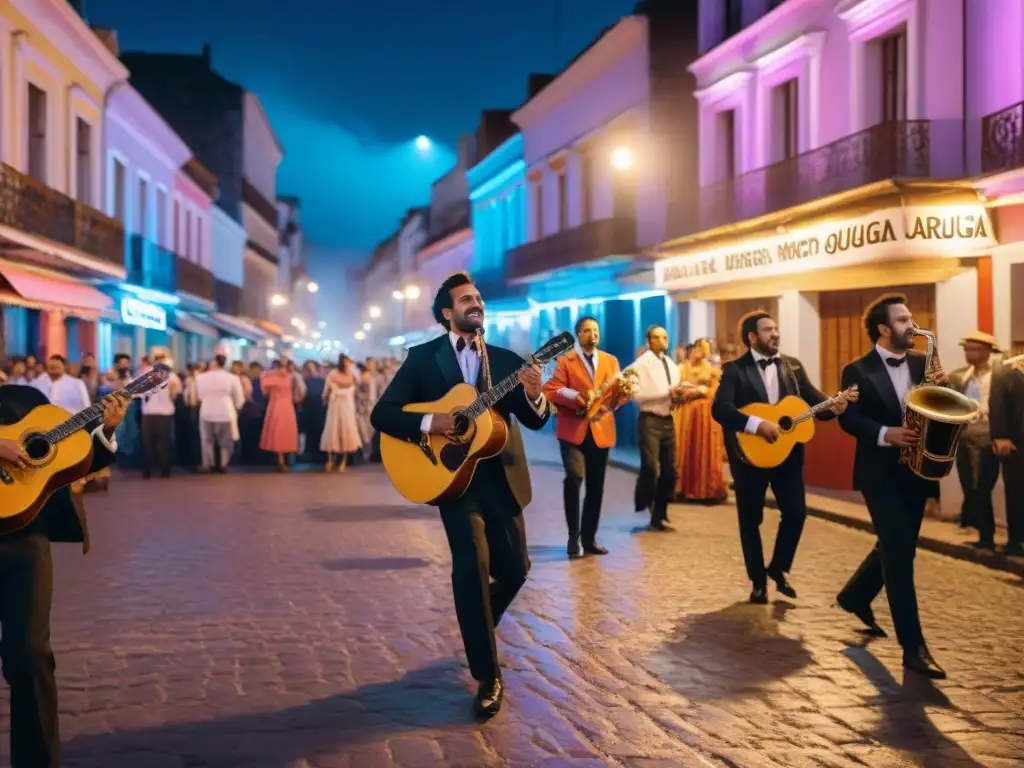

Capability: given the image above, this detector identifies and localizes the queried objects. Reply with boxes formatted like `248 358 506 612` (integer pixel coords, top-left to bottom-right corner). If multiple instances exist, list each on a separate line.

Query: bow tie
757 357 779 370
886 356 906 368
455 337 477 353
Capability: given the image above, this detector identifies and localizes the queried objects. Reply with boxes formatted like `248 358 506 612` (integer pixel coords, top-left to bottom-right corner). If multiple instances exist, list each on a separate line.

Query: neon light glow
468 159 527 202
118 283 179 306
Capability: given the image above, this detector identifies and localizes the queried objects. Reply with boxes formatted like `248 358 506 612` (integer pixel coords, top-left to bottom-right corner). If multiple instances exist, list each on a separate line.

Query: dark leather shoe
767 568 797 598
749 586 768 604
903 646 946 679
567 537 582 559
649 521 674 532
1003 542 1024 557
837 600 887 637
473 678 503 717
583 542 608 555
971 540 996 551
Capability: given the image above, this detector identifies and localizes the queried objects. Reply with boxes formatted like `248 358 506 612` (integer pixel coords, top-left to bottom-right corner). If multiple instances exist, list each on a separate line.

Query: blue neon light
468 159 526 202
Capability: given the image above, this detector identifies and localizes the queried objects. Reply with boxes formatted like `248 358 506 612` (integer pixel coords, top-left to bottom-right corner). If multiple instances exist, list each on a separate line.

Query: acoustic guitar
381 332 574 505
734 385 859 469
0 365 171 535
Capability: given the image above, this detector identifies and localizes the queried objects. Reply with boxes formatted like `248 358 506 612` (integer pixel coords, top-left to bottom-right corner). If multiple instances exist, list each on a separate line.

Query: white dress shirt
875 344 913 447
631 349 681 417
420 332 548 433
30 374 117 452
556 343 599 403
139 368 182 416
743 349 782 435
193 369 245 423
961 365 991 423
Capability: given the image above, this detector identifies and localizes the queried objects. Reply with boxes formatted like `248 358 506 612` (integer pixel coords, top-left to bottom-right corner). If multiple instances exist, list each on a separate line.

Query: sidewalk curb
607 457 1024 579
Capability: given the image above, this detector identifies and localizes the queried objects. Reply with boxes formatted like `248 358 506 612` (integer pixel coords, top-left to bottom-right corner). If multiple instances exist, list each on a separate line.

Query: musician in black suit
712 311 845 604
0 385 128 767
990 355 1024 557
370 272 551 717
834 294 947 679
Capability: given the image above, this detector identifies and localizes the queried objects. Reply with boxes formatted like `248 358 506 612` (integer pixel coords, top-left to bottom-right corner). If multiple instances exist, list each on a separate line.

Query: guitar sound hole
778 417 794 432
23 434 52 461
451 411 473 440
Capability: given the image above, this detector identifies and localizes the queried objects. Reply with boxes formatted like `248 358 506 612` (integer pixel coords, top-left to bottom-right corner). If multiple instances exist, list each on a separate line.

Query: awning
208 312 269 342
173 311 219 337
256 319 284 337
0 261 114 319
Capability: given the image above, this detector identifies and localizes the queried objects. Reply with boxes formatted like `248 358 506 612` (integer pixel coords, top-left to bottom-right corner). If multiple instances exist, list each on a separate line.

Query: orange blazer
543 349 621 448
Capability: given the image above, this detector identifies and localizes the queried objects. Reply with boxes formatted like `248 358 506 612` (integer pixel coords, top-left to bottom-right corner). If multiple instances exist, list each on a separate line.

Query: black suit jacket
0 384 117 553
990 362 1024 448
837 349 930 492
370 335 551 510
711 351 833 466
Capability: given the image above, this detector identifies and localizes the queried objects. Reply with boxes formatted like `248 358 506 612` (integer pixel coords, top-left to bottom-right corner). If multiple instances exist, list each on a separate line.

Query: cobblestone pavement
0 454 1022 767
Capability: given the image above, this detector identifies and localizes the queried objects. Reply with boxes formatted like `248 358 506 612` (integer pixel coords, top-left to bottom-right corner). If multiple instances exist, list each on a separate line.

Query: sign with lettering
121 297 167 331
655 206 996 292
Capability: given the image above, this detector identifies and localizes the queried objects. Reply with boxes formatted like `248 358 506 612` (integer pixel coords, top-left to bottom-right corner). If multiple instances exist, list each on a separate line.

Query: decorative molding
107 87 191 170
753 31 828 76
466 133 523 191
694 71 754 106
837 0 917 40
527 167 543 184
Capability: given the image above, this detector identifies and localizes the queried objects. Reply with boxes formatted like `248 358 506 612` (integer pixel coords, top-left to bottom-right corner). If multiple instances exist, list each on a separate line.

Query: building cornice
12 0 128 91
108 87 191 172
466 133 523 192
512 16 647 132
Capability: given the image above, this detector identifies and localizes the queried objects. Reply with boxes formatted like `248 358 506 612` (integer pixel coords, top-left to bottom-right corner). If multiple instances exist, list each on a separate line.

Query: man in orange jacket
543 316 632 558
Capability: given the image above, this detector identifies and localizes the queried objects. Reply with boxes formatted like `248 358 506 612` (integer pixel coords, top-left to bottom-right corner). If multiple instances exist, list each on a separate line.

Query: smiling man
370 272 551 717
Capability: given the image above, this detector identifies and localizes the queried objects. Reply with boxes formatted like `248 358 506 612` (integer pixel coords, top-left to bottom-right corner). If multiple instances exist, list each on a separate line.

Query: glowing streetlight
415 135 432 151
271 293 287 306
403 285 421 300
311 331 321 340
290 317 300 327
368 305 381 318
611 146 634 171
307 281 319 293
362 322 372 331
354 330 366 341
392 290 404 300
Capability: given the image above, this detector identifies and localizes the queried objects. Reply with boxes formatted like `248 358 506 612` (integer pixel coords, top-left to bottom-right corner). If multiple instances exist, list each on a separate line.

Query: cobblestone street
1 452 1022 767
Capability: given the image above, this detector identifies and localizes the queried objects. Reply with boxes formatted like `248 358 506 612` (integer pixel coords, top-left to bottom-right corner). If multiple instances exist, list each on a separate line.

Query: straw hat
959 331 1001 353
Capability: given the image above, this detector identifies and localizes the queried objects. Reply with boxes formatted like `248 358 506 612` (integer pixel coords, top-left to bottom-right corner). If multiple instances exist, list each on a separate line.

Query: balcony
0 162 124 269
177 257 215 302
127 234 177 294
982 100 1024 174
215 279 242 316
505 217 638 281
696 121 940 233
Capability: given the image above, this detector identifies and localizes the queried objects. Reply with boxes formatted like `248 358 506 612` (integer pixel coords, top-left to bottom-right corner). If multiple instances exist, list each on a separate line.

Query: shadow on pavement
842 645 985 765
304 504 437 523
61 659 476 767
649 600 812 701
319 556 434 571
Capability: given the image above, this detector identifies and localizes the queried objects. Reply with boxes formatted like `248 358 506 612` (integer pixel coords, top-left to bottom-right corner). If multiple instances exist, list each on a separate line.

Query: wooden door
818 284 935 394
714 297 779 352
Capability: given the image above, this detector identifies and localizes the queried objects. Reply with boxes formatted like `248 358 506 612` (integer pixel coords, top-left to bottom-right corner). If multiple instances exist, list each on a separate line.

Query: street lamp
307 281 319 293
354 330 366 341
312 331 321 340
611 146 634 171
271 293 287 306
403 285 421 300
368 305 381 318
362 322 372 331
290 317 301 327
392 290 404 300
415 135 432 151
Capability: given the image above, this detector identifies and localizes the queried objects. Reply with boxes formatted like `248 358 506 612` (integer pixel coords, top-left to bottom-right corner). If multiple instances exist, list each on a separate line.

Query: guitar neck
44 402 106 443
793 396 835 425
464 366 529 419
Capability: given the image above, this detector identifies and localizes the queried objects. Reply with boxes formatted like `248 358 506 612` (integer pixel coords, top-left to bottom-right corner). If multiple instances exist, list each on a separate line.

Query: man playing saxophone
834 294 949 679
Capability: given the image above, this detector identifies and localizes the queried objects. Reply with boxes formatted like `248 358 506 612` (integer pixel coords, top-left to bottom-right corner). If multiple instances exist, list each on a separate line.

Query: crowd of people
0 349 403 480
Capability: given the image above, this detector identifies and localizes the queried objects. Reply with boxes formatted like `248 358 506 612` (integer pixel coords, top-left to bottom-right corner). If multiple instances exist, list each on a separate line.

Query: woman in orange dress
259 360 300 471
674 339 728 503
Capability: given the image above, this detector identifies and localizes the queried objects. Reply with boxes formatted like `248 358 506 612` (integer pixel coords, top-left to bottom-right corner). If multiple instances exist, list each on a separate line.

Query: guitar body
734 396 815 469
0 404 95 534
380 383 510 505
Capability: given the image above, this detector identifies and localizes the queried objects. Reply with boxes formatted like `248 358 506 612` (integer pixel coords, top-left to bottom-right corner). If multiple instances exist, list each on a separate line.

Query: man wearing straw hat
948 331 1001 549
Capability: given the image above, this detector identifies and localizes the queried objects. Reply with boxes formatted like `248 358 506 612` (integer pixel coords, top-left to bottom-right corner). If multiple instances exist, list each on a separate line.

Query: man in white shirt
138 349 182 479
191 354 245 473
631 325 683 531
31 355 91 415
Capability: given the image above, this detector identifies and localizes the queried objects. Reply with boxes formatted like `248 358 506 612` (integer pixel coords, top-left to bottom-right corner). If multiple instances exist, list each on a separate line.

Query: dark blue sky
87 0 637 267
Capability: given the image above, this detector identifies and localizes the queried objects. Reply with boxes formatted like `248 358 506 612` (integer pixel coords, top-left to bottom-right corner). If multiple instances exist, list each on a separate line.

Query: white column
849 41 866 134
778 291 821 379
686 299 715 342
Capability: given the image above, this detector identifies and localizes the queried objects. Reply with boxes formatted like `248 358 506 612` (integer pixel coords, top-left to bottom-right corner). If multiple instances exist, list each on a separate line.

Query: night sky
86 0 637 272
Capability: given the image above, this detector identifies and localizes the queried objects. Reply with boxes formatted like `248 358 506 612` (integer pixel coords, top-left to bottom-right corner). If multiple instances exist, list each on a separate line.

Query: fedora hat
959 331 1001 352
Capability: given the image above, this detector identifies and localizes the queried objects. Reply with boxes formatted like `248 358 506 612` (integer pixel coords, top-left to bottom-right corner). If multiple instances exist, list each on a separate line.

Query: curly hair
862 292 908 343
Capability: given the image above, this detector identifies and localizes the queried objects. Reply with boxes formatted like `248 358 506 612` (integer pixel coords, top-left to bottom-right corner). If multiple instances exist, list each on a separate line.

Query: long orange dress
674 360 727 502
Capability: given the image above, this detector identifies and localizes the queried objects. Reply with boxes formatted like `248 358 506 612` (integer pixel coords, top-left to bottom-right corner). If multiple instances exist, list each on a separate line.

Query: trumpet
900 325 980 480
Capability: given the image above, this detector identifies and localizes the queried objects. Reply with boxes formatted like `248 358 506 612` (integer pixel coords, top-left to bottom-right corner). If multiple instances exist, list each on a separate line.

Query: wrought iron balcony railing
505 217 638 281
695 120 935 233
982 100 1024 174
0 162 124 268
177 256 215 302
127 234 177 294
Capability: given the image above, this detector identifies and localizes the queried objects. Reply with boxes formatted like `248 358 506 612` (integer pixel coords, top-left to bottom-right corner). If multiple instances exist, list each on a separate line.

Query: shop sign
121 297 167 331
655 205 996 291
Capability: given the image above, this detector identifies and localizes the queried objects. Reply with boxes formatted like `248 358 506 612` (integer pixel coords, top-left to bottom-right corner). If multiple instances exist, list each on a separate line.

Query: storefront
655 188 996 491
95 285 178 369
206 313 273 364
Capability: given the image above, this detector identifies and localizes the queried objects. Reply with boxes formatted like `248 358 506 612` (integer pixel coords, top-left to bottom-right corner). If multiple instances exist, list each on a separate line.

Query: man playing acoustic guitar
0 384 129 768
370 272 550 717
712 311 847 604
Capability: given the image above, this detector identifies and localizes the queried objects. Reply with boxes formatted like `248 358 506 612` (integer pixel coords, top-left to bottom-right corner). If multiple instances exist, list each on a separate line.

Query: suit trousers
0 533 59 768
837 468 930 649
730 451 806 587
635 412 676 523
141 413 174 477
559 432 609 546
439 461 530 681
1002 452 1024 546
955 425 1000 539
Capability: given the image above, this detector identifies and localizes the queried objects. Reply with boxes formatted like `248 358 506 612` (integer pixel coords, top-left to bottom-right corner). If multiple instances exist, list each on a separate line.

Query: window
716 109 737 181
138 177 149 237
184 210 192 260
533 181 543 238
724 0 743 38
112 159 126 223
881 30 907 122
156 187 167 246
75 118 92 203
172 198 181 253
27 84 47 183
195 217 203 265
580 151 593 224
771 79 799 163
557 171 568 231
